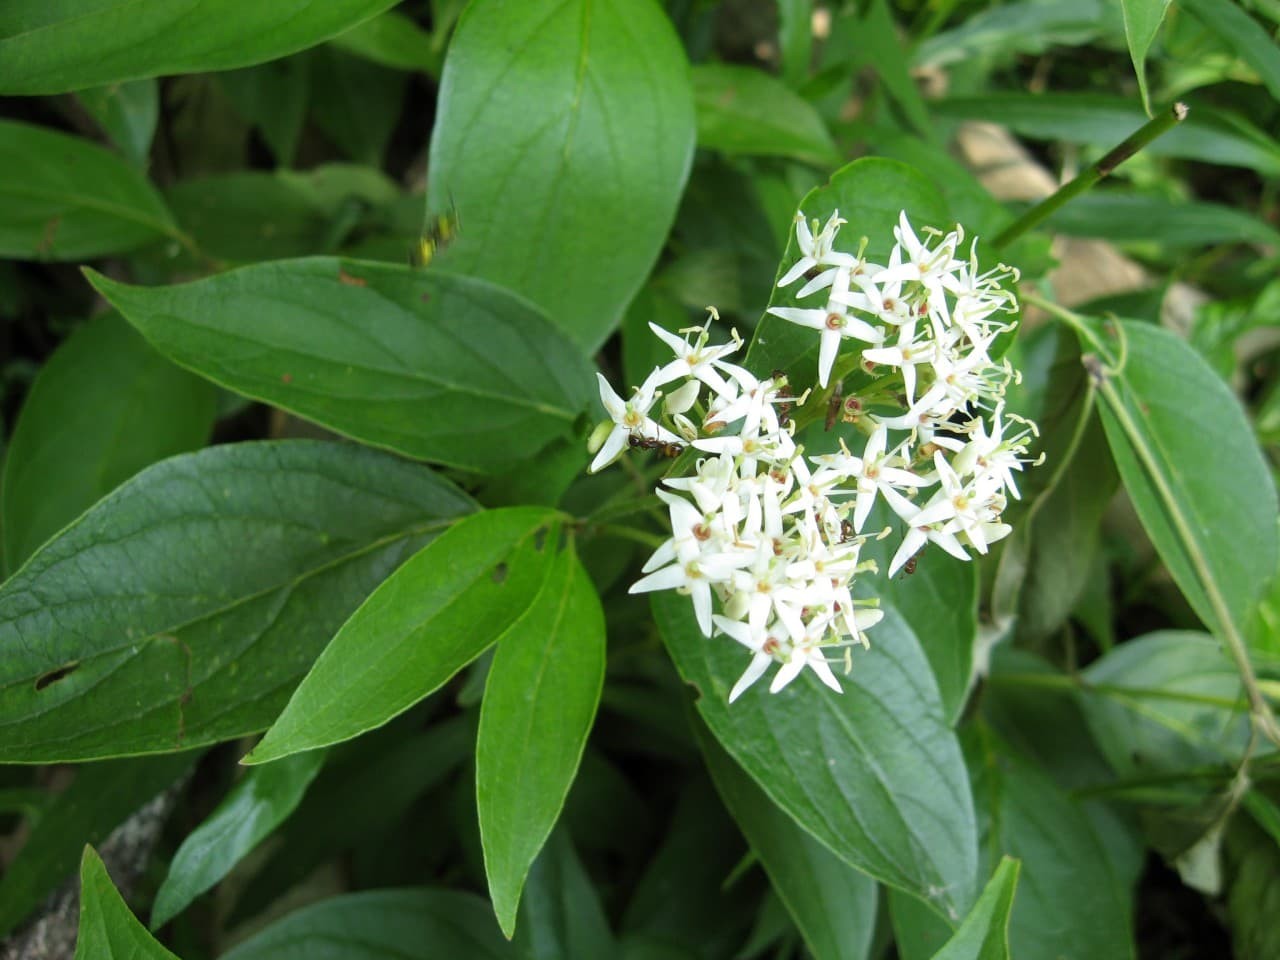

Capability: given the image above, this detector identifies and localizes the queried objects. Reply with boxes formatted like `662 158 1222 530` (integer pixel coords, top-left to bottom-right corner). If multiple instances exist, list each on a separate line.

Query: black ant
826 381 843 431
629 433 684 458
773 370 794 427
901 549 922 576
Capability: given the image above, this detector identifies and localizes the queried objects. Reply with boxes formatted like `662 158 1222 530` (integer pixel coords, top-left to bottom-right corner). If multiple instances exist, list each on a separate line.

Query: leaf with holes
0 441 475 763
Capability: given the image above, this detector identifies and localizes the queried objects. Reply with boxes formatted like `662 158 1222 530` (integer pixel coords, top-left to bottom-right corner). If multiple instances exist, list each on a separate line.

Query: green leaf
860 504 978 725
513 829 616 959
777 0 815 87
696 717 877 960
654 590 978 921
426 0 696 350
0 119 178 260
86 259 592 473
0 1 400 95
2 313 217 575
221 889 516 959
692 64 839 166
934 94 1280 176
1081 631 1254 777
150 749 326 929
745 157 949 386
478 548 605 936
930 858 1020 960
855 0 931 136
74 847 179 959
330 10 440 74
1178 0 1280 101
246 507 565 764
0 440 475 763
1120 0 1171 112
899 729 1133 960
1086 319 1278 650
1042 192 1280 247
75 79 159 168
916 0 1109 68
0 753 195 938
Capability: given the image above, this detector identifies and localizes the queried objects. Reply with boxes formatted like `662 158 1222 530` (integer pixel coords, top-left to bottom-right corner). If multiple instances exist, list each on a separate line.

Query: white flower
777 210 857 288
588 372 679 473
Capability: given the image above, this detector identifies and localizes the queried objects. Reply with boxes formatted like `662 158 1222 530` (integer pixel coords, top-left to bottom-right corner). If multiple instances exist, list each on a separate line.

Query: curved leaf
931 858 1020 960
692 64 839 166
1120 0 1171 112
426 0 696 349
247 507 565 764
478 549 605 936
150 749 326 929
74 848 178 960
0 440 475 763
2 313 216 574
654 590 978 921
221 889 515 960
86 259 593 473
696 718 878 960
0 119 178 260
0 1 399 95
1088 319 1278 649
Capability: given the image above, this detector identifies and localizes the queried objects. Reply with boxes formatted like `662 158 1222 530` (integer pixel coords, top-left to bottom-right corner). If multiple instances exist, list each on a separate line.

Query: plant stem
993 102 1188 249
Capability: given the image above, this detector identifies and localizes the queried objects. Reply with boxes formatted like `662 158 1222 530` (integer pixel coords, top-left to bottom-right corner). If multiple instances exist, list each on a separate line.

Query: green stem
989 671 1266 711
590 523 665 550
993 102 1188 249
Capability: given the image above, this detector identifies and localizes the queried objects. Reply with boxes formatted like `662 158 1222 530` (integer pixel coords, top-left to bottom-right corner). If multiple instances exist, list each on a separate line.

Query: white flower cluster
587 209 1037 704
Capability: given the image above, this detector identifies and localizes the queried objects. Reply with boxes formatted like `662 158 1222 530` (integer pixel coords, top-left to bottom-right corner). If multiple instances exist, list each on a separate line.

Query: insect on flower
628 433 684 458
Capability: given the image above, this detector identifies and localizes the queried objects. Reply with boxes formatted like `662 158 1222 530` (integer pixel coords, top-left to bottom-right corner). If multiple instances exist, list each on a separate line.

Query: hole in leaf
492 562 509 584
35 661 81 691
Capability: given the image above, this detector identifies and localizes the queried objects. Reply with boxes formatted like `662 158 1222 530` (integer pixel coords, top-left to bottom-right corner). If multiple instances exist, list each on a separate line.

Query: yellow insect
412 202 460 267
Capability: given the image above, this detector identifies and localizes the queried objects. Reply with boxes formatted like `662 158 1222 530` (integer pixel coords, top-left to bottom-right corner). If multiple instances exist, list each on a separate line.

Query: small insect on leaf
411 200 461 268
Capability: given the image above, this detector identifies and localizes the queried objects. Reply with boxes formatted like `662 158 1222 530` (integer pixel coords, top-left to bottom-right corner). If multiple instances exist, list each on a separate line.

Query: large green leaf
696 718 878 960
0 753 195 938
745 158 949 387
1080 631 1256 778
964 730 1133 960
930 858 1020 960
2 313 217 575
0 440 475 763
426 0 695 350
1086 319 1278 650
150 749 326 929
0 1 399 95
934 94 1280 175
478 548 605 937
1120 0 1171 111
247 507 565 763
87 259 592 473
692 64 839 167
0 119 179 260
221 890 515 959
654 590 978 921
74 848 178 960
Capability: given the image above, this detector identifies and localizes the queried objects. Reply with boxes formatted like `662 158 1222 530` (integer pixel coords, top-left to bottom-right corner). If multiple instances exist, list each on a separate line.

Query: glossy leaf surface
0 1 399 95
0 441 474 762
74 848 179 960
655 590 978 921
88 260 592 473
931 858 1020 960
247 507 564 763
426 0 696 350
692 64 839 166
478 548 605 936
